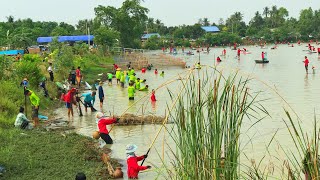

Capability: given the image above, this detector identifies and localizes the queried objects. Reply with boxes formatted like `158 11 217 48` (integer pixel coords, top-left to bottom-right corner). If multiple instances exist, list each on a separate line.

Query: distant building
141 33 161 42
201 26 220 33
37 35 94 44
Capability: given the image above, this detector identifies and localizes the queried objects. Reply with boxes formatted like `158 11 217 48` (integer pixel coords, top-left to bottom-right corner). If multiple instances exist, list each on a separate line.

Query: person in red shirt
64 88 76 119
222 49 226 56
76 67 82 88
141 67 146 73
237 48 241 57
151 89 156 101
318 48 320 55
216 56 221 62
97 113 119 144
126 144 151 179
261 52 265 61
303 56 310 73
154 69 158 75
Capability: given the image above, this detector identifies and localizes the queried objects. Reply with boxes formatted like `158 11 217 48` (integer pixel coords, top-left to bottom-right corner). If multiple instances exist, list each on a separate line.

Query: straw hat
95 112 104 119
126 144 138 154
116 68 121 71
99 81 103 85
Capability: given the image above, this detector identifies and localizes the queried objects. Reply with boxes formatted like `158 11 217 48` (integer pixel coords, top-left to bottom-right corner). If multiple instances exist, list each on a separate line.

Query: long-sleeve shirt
128 86 135 98
15 113 29 127
127 155 148 179
29 91 40 107
98 117 116 134
98 86 104 99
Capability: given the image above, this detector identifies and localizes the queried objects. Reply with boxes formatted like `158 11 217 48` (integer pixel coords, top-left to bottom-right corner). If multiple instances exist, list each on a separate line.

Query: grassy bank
0 129 115 179
0 44 115 179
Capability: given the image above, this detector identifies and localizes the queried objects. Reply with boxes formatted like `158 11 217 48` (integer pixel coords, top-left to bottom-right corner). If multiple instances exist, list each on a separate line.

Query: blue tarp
37 35 94 43
141 33 161 39
0 50 24 55
201 26 220 33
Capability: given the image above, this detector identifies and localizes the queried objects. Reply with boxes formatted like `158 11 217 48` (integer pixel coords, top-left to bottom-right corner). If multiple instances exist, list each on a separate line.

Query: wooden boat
255 60 269 64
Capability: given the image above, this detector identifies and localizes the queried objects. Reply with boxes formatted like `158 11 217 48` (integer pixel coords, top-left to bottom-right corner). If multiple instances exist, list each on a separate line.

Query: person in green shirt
129 73 136 83
115 69 121 84
139 85 149 91
24 89 40 127
135 78 141 90
120 71 125 88
107 73 113 85
128 82 135 100
160 71 164 77
128 68 133 76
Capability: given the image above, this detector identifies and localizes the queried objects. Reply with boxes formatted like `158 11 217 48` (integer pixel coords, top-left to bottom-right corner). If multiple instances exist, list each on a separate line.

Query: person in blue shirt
81 91 97 112
98 81 104 111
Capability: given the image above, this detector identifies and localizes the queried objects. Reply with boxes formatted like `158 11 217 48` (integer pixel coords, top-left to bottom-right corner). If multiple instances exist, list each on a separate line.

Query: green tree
94 27 120 47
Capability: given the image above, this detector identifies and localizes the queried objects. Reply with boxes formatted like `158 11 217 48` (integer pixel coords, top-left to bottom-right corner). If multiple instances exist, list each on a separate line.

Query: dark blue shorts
66 102 72 108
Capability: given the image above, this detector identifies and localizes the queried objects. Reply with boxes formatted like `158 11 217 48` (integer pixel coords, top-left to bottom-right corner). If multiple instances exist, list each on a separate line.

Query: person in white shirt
48 62 54 81
15 107 33 129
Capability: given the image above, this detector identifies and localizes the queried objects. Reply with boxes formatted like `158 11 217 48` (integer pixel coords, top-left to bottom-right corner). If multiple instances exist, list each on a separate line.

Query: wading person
115 68 121 84
76 66 82 88
64 88 76 119
81 91 97 112
126 144 151 179
96 112 118 144
47 62 54 81
303 56 310 74
107 73 113 85
24 89 40 127
98 82 104 111
120 71 125 88
135 78 141 90
128 83 135 100
15 107 33 129
151 89 156 102
70 67 76 85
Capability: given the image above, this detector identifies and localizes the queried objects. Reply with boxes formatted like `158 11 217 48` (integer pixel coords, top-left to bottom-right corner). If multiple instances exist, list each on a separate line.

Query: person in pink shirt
303 56 310 73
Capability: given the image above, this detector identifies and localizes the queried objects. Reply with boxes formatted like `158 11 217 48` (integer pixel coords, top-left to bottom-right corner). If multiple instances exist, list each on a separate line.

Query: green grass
164 71 266 179
0 129 110 180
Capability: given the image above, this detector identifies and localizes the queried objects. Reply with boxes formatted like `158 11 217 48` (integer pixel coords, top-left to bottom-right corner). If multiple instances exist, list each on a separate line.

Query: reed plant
282 111 320 179
165 71 265 179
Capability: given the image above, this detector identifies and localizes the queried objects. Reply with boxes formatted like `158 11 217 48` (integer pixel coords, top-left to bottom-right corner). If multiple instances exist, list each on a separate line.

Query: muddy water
56 44 320 179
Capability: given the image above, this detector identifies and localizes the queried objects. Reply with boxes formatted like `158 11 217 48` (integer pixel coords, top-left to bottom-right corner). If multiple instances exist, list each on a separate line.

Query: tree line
0 0 319 49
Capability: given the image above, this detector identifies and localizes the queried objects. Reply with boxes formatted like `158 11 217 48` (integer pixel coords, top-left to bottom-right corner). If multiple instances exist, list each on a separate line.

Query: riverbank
0 47 119 179
0 129 120 179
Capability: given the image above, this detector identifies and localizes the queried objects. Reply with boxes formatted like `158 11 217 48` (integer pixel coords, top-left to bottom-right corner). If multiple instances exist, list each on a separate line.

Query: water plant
165 71 266 179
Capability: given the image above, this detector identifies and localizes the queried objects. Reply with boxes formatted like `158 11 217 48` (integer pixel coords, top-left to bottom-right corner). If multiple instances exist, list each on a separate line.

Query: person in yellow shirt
128 83 135 100
24 89 40 127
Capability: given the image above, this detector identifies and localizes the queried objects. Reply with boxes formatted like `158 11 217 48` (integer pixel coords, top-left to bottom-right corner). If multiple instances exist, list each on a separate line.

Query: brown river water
56 44 320 179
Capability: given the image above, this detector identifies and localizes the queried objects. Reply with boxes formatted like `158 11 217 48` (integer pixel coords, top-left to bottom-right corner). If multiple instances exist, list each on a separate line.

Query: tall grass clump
166 72 264 179
283 111 320 179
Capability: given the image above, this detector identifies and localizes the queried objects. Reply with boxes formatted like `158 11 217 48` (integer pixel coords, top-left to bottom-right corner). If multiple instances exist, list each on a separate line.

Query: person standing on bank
48 62 54 81
98 82 104 111
24 89 40 127
76 66 82 88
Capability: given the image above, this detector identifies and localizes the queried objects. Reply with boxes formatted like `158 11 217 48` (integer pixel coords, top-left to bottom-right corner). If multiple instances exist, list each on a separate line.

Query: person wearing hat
115 68 121 84
64 88 77 119
15 107 33 129
126 144 151 179
20 77 29 88
24 89 40 127
98 82 104 110
96 112 119 144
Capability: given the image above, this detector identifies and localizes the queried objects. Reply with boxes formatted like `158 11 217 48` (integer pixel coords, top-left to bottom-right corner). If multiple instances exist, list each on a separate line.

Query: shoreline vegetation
1 0 320 179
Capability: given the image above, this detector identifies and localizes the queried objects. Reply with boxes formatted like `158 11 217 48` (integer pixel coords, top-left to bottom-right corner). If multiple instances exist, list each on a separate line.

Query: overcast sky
0 0 319 26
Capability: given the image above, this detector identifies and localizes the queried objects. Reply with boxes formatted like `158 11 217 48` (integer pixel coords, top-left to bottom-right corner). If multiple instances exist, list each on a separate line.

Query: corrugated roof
141 33 161 39
201 26 220 32
37 35 94 43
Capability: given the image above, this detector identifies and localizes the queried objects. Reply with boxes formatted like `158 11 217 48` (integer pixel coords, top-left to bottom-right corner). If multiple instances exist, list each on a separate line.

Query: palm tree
270 5 278 28
263 7 269 18
203 18 210 26
6 16 14 23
